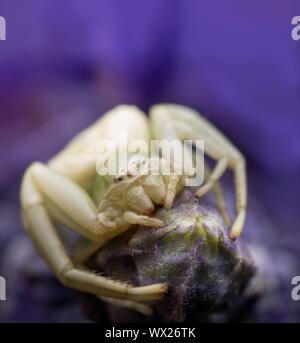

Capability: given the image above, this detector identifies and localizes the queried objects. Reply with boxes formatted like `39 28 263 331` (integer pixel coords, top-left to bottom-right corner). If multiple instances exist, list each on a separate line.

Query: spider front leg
97 200 164 229
123 211 164 227
150 104 247 239
20 162 168 301
70 234 155 315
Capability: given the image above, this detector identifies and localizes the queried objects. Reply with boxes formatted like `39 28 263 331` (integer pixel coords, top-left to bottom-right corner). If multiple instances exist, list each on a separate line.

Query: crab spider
20 104 247 315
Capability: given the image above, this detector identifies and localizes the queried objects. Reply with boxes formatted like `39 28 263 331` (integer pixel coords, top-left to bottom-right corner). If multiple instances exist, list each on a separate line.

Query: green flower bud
96 189 255 322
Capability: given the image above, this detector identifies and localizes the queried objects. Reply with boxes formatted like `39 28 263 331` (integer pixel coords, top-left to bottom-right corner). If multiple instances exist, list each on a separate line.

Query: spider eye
113 176 123 183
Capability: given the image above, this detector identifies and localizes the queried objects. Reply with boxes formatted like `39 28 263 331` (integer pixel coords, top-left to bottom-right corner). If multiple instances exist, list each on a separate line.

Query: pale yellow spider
20 104 247 315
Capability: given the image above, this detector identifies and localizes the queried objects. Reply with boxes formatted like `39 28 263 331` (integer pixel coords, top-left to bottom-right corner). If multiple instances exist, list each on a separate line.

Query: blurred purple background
0 1 300 322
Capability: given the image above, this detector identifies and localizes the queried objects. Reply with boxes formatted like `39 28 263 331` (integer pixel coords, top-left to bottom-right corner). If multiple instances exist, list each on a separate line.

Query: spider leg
99 296 153 316
20 164 168 301
230 158 247 239
197 141 246 239
71 238 154 315
71 237 154 315
164 174 180 209
150 104 247 239
25 162 108 240
71 238 106 265
48 105 151 192
195 156 228 197
204 163 232 227
123 211 164 227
